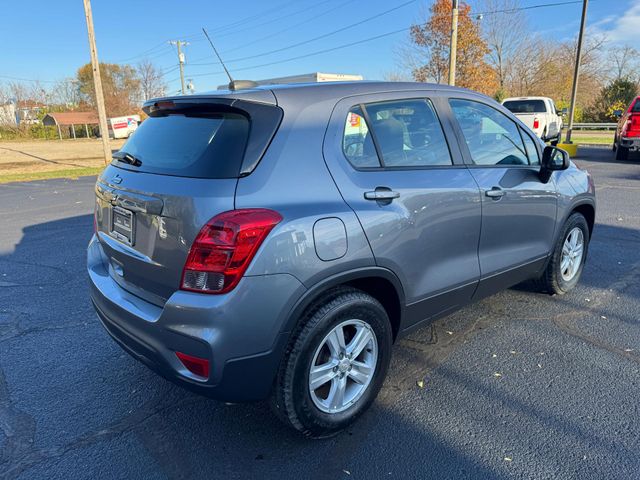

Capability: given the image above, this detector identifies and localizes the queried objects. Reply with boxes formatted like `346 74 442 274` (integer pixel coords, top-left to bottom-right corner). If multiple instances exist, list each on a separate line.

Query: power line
106 0 302 65
194 0 301 37
3 0 595 87
0 75 58 84
190 0 418 66
185 0 335 44
112 41 171 63
170 0 595 85
170 26 410 83
220 0 357 56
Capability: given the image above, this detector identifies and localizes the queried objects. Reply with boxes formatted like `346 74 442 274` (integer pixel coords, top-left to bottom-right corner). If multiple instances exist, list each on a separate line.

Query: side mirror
561 108 568 115
613 109 623 118
540 146 570 183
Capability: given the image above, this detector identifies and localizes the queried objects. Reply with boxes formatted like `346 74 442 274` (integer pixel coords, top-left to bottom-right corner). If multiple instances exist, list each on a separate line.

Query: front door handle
485 187 505 199
364 189 400 201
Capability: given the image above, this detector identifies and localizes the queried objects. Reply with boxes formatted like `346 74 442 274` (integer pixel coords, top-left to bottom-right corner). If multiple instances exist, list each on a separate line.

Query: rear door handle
364 189 400 201
485 187 505 199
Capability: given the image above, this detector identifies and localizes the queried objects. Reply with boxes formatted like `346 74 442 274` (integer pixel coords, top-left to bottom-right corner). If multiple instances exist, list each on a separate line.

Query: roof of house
44 111 99 125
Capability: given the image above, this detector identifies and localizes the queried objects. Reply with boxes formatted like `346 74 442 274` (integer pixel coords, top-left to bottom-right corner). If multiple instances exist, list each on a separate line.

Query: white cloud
596 0 640 44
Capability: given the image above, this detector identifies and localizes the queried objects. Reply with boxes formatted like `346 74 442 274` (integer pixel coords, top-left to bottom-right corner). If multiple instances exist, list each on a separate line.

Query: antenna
202 28 233 84
201 27 258 91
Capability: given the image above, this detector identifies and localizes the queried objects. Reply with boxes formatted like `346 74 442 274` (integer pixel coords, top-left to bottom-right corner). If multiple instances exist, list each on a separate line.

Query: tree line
2 0 638 128
0 59 166 122
396 0 640 122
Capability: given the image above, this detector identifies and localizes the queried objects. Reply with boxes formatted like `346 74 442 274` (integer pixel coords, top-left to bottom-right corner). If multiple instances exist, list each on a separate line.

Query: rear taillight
533 118 540 130
623 114 640 138
180 209 282 294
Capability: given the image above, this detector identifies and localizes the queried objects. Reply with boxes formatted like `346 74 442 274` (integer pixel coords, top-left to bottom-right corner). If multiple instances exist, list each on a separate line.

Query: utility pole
565 0 589 144
448 0 459 86
169 40 189 94
82 0 111 165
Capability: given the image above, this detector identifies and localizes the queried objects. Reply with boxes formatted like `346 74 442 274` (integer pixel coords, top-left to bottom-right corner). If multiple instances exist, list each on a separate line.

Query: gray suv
88 82 595 437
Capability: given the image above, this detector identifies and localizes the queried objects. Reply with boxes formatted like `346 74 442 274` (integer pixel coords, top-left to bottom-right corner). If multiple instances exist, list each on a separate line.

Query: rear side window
632 99 640 113
342 99 452 168
343 106 380 168
450 98 528 166
503 99 547 113
117 113 249 178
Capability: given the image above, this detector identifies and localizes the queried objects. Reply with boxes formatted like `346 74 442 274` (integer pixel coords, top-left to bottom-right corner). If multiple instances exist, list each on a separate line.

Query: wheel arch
570 202 595 237
283 267 406 343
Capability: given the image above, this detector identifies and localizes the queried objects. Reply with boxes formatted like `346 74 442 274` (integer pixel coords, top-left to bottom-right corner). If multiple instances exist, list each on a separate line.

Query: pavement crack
0 396 202 479
549 261 640 364
0 362 39 480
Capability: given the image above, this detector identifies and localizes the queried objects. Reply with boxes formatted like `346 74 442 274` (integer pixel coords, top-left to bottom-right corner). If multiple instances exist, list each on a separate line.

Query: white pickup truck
502 96 563 144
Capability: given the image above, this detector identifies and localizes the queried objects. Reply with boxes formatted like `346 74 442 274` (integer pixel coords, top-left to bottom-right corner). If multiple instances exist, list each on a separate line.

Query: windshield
503 100 547 114
116 113 250 178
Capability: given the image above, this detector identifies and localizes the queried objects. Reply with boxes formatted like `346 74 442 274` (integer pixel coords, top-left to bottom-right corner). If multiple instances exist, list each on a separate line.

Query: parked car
613 96 640 160
88 82 596 437
502 96 563 144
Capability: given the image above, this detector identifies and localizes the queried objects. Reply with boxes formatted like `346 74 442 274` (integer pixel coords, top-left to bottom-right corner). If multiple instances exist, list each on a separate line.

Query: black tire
616 145 629 160
271 287 393 438
551 131 561 146
537 213 590 295
613 134 617 152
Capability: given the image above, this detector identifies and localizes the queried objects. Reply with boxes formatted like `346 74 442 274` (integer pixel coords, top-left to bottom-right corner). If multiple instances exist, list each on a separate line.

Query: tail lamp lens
181 209 282 294
533 118 540 130
624 116 640 137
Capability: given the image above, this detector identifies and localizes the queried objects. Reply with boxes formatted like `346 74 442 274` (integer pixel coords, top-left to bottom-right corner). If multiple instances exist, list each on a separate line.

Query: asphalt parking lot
1 147 639 480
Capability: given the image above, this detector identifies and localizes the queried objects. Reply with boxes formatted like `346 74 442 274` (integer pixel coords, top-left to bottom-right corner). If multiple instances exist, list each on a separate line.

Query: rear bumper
88 235 306 402
620 137 640 151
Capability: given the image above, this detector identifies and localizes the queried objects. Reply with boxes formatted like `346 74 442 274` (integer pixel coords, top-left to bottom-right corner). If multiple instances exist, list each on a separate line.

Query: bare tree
0 84 10 104
51 78 81 108
382 70 412 82
28 81 48 106
7 81 28 105
136 59 166 102
479 0 527 93
608 45 640 81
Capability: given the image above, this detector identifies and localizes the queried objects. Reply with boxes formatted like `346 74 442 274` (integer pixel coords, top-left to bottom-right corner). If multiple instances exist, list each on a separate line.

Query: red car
614 96 640 160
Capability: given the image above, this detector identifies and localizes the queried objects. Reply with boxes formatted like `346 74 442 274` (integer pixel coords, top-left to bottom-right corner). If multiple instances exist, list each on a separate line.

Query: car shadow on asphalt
2 213 639 479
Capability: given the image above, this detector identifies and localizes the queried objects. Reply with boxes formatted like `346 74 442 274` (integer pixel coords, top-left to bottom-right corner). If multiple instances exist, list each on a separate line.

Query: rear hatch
94 94 282 306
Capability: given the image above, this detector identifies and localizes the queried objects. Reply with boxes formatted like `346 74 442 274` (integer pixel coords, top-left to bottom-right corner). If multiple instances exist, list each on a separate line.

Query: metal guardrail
564 123 617 130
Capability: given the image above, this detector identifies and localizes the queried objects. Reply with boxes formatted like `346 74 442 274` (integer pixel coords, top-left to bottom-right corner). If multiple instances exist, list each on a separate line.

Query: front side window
520 127 541 165
342 106 380 168
449 98 528 166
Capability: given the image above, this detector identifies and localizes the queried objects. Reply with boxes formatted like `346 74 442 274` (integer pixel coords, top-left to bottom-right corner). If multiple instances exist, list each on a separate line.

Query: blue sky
0 0 636 95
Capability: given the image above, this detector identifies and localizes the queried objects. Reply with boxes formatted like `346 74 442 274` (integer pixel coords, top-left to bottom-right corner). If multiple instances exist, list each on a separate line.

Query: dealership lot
0 147 638 479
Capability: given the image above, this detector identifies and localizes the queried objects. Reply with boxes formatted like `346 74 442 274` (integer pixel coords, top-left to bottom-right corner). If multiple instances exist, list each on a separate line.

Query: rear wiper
112 151 142 167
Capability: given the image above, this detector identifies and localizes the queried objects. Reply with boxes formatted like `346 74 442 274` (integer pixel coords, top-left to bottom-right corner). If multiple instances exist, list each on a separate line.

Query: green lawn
567 129 614 145
0 166 104 184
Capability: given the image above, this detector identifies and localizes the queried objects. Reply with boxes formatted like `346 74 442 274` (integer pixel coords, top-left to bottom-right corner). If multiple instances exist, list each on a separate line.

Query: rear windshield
503 100 547 114
115 113 250 178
